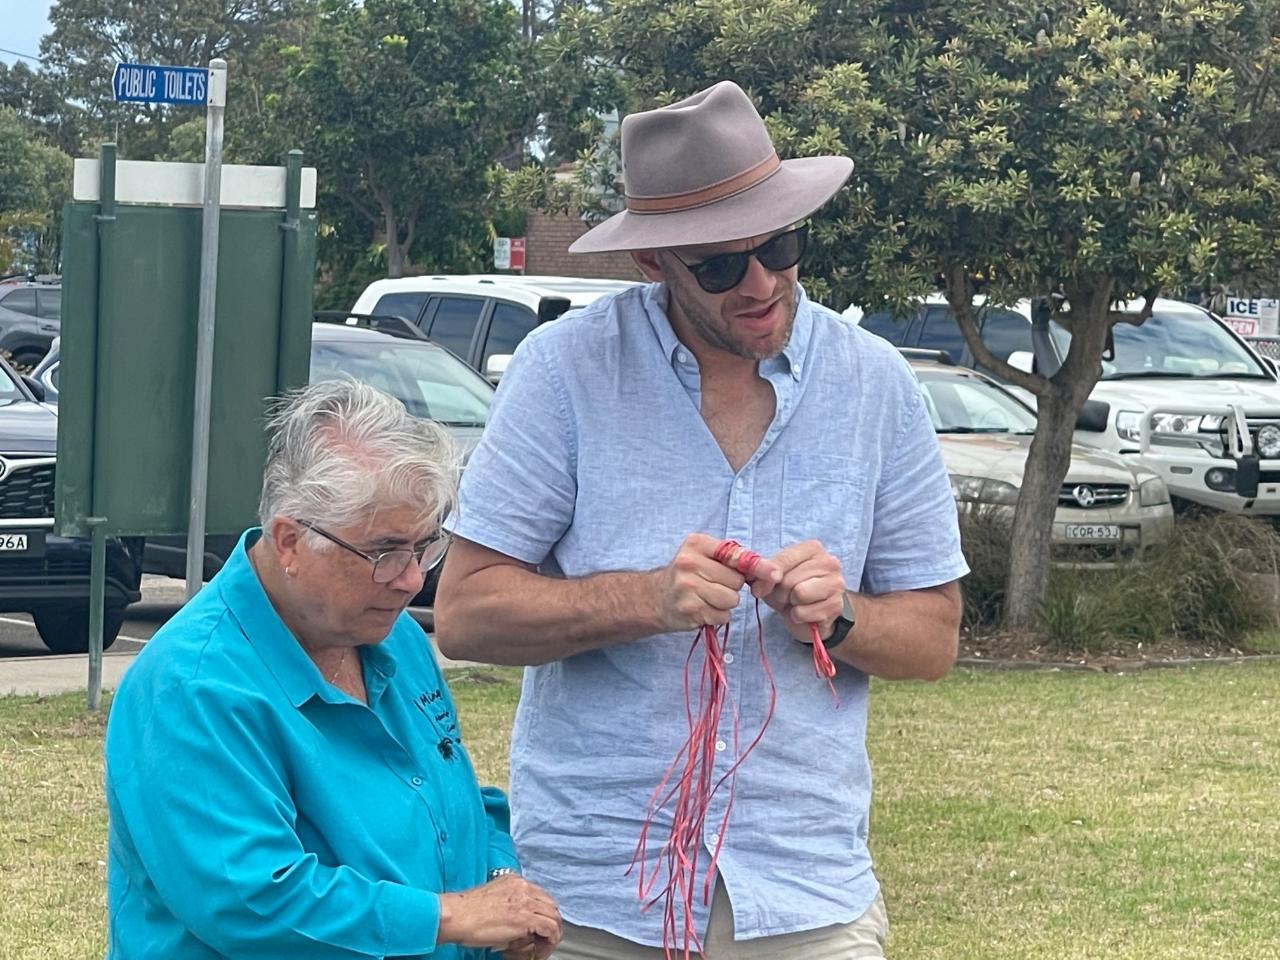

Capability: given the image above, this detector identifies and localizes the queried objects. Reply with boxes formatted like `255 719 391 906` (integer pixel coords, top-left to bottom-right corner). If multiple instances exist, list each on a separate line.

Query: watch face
841 591 855 623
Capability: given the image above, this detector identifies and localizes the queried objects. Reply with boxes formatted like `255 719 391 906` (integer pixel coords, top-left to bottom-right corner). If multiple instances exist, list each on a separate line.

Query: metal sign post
185 58 228 600
83 57 229 707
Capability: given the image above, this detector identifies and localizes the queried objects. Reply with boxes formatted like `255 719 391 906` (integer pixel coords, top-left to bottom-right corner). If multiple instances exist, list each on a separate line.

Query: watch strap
825 591 855 650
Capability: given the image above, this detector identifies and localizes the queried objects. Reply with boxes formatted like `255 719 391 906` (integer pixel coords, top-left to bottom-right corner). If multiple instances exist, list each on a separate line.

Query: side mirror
1076 399 1110 432
1007 350 1034 373
21 375 46 402
484 354 512 384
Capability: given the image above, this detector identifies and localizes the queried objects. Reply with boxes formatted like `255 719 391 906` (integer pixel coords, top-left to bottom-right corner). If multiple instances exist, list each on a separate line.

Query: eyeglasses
296 519 451 584
670 224 809 294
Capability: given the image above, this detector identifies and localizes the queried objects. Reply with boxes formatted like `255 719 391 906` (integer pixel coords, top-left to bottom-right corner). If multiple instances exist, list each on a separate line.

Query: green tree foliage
522 0 1280 627
0 108 72 274
40 0 297 159
263 0 538 278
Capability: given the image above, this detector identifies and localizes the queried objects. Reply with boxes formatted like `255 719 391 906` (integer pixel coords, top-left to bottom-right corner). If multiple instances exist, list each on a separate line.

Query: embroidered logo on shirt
413 687 460 760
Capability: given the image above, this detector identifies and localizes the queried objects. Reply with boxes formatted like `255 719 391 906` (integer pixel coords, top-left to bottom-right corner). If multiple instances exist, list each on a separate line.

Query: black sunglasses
296 519 451 584
671 224 809 294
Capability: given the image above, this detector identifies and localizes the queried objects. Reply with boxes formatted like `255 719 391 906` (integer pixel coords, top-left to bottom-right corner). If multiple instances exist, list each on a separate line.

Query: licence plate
1064 524 1121 541
0 530 45 556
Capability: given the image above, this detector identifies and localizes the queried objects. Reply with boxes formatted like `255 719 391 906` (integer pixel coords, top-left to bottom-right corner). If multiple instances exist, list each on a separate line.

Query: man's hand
651 533 781 633
761 540 847 644
437 874 562 953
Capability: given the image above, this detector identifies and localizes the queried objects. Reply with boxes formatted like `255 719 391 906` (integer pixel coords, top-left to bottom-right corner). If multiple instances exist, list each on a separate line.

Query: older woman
104 379 561 960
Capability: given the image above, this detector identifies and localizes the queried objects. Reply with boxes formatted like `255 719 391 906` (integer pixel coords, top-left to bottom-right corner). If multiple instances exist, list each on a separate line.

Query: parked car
0 275 61 370
909 356 1174 564
850 294 1280 517
30 336 59 402
0 354 143 652
38 320 495 605
350 274 640 382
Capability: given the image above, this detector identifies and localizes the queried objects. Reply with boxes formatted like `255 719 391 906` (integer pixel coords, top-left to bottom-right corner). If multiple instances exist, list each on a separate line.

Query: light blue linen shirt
105 529 519 959
448 282 968 945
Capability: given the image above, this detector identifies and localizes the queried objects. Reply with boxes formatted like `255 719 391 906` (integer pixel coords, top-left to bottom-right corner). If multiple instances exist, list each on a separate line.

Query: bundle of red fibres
630 540 838 959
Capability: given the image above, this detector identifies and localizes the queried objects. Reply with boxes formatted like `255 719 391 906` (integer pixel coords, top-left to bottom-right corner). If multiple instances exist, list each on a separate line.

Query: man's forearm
832 582 961 681
434 563 666 666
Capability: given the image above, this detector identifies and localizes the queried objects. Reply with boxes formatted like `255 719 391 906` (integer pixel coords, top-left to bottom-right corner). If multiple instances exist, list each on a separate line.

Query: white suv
350 274 639 381
845 294 1280 516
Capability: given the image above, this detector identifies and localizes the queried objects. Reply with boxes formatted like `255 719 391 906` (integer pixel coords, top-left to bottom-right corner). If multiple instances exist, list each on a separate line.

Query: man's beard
668 275 798 360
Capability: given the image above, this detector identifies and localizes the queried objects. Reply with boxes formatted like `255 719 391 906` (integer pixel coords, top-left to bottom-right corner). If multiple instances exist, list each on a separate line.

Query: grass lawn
2 662 1278 958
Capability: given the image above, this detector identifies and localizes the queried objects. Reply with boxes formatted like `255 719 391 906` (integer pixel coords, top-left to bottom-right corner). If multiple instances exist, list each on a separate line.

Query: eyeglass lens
690 225 808 294
370 536 450 584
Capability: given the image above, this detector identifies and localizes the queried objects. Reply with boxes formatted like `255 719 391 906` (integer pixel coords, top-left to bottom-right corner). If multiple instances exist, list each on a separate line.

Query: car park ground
0 576 469 695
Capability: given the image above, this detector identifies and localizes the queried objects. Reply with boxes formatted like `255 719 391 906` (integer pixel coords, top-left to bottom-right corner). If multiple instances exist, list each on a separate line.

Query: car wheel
8 349 43 373
34 606 125 654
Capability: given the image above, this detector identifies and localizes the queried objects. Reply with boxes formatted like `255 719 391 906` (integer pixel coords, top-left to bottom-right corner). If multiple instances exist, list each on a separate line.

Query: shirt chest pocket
781 454 869 569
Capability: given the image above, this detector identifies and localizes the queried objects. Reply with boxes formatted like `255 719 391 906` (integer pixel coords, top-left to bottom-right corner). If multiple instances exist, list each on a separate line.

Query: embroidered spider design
437 737 456 761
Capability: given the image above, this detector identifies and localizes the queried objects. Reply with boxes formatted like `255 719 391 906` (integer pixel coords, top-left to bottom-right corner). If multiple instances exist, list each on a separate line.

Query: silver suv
847 295 1280 516
0 275 61 370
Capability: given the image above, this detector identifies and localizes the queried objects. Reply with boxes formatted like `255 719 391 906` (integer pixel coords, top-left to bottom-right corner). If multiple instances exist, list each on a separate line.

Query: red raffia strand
630 539 835 959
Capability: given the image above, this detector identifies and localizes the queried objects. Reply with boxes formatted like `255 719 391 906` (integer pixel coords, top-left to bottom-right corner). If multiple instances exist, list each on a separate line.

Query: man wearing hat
435 81 967 958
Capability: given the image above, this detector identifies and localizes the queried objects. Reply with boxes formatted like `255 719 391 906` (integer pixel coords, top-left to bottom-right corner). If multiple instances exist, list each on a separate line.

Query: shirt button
722 652 734 664
794 362 803 375
439 830 448 842
708 833 720 846
677 350 688 363
715 740 726 752
735 477 745 489
411 776 423 786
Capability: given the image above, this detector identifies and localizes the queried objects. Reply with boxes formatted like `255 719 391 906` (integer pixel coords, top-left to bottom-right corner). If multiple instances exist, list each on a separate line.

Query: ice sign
112 63 210 106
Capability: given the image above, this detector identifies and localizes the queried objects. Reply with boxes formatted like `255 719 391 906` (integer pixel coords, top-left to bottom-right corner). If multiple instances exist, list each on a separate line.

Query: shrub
956 506 1011 631
961 510 1280 653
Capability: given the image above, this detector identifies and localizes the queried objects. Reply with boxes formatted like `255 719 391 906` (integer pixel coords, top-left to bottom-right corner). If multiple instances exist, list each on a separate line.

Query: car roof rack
313 310 427 341
898 347 956 365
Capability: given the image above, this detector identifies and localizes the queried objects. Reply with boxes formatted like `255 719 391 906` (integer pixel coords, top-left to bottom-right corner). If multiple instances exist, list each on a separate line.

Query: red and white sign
1223 297 1280 337
494 236 526 271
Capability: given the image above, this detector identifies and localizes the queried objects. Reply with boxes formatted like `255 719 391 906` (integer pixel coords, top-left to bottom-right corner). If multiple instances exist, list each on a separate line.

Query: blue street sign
112 63 210 106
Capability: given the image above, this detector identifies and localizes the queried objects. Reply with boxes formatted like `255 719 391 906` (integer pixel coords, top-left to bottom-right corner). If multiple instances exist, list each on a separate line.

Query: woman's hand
437 874 562 953
501 933 558 960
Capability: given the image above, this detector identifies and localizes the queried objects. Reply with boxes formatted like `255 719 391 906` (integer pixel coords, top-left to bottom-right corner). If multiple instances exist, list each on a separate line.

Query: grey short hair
258 378 459 534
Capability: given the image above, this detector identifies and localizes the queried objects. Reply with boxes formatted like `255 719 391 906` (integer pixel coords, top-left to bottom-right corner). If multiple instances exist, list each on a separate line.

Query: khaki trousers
551 880 889 959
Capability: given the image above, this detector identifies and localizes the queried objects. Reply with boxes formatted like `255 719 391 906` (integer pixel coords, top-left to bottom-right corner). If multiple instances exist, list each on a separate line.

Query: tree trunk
1002 383 1079 628
383 204 407 279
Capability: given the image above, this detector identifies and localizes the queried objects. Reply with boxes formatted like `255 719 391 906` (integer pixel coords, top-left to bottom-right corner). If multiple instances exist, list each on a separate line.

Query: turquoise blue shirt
449 283 967 944
105 530 518 959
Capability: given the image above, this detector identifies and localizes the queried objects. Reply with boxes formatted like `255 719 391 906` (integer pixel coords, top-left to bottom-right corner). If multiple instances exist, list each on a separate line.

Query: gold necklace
328 648 349 685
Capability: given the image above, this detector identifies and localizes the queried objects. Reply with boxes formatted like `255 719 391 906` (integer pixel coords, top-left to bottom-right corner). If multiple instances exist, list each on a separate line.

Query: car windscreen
1049 307 1269 379
310 338 492 426
917 370 1037 434
0 361 25 399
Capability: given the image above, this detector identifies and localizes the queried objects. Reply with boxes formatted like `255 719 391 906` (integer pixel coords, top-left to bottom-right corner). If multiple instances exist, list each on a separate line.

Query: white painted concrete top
73 159 317 209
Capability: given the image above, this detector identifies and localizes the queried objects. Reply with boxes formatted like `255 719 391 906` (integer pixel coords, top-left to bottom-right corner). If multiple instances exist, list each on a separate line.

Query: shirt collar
219 528 399 708
642 281 814 381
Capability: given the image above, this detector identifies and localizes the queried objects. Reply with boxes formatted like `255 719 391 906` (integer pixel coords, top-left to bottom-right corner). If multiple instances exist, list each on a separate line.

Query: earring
285 566 297 578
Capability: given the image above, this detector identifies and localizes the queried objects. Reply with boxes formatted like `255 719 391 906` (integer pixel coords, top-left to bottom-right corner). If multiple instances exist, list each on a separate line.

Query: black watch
825 591 856 651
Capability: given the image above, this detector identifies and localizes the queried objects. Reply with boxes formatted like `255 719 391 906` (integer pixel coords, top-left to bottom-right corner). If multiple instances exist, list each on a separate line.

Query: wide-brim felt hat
570 81 853 254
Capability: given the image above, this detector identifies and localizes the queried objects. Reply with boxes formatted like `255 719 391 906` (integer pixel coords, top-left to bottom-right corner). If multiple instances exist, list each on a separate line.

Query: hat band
626 153 781 215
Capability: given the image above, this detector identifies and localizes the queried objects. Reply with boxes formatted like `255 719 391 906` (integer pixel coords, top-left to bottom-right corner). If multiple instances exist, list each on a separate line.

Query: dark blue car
0 356 142 652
